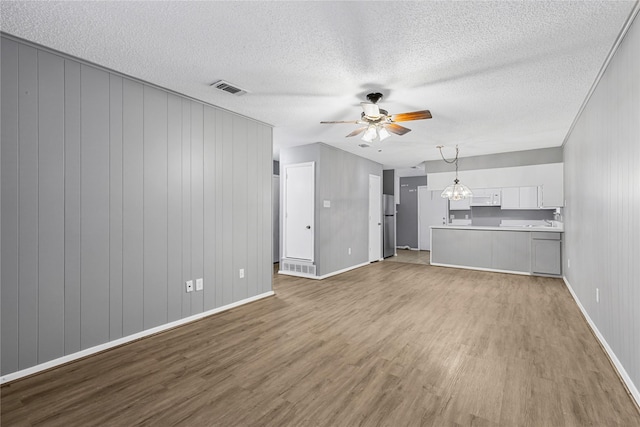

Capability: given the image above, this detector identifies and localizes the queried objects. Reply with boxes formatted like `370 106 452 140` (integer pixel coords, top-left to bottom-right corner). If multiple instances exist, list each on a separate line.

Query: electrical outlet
596 288 599 303
567 259 571 269
185 280 194 293
239 268 244 279
196 278 203 291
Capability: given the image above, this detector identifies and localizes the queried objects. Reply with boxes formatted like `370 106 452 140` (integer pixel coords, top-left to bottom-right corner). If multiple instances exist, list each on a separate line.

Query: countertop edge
430 225 564 233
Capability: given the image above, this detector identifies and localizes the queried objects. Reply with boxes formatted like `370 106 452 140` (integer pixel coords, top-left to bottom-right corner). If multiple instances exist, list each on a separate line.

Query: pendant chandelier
437 145 473 201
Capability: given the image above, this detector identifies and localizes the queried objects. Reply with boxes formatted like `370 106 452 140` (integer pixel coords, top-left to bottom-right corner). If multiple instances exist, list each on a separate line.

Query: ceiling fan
320 92 432 143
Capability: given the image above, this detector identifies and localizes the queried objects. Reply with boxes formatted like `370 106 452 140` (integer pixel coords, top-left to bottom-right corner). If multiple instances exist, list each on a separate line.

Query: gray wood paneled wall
1 36 273 376
563 13 640 394
279 143 382 276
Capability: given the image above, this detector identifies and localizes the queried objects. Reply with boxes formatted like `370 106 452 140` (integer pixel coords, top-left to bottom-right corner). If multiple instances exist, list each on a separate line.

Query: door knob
306 225 311 229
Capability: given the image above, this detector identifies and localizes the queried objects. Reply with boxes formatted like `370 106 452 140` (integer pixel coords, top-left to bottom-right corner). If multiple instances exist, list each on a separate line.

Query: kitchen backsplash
450 206 555 227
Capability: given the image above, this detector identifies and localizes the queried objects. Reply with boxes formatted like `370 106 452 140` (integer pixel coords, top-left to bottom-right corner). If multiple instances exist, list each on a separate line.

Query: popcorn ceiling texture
0 1 635 167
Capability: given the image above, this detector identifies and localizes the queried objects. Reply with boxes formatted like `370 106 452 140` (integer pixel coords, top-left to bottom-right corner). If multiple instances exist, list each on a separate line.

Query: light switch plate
196 278 203 291
239 268 245 279
185 280 194 293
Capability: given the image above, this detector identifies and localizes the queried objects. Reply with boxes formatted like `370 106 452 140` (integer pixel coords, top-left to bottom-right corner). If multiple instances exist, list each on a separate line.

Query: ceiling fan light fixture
378 126 391 141
362 125 377 142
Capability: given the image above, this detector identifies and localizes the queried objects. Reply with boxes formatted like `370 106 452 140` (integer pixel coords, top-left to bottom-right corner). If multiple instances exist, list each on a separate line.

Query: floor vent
210 80 249 96
281 260 316 276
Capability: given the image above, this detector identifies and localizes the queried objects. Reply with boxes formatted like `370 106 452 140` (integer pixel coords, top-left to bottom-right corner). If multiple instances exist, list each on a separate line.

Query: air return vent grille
281 260 316 276
210 80 248 96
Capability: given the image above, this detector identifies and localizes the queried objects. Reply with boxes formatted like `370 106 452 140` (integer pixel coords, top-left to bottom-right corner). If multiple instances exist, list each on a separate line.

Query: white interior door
283 162 314 261
272 175 280 263
369 174 382 262
418 186 448 251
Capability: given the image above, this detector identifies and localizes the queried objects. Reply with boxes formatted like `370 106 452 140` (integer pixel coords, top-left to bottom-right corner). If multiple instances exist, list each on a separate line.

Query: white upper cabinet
501 187 520 209
520 186 540 209
428 163 564 208
502 186 540 210
449 197 471 210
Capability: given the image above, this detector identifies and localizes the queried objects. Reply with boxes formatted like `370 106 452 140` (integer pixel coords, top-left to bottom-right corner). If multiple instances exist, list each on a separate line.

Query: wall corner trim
562 277 640 409
0 291 275 385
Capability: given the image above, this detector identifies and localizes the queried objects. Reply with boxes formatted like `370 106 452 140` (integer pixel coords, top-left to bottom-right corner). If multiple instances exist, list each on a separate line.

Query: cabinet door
449 197 471 210
532 239 561 275
501 187 519 209
519 186 539 209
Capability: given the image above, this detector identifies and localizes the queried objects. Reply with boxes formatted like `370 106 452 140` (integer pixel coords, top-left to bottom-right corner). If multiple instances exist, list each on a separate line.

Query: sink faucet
544 219 553 226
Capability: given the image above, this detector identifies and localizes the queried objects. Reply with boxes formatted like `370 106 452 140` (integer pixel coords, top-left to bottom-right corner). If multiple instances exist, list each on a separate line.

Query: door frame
282 162 315 262
369 174 382 262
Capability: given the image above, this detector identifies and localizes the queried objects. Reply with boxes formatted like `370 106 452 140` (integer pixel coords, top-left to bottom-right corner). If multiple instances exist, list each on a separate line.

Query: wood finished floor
384 249 431 265
2 262 639 426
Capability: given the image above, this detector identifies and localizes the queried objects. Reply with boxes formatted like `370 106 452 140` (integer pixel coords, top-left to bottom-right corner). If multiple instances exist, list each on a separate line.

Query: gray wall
424 147 563 173
564 13 640 397
1 36 273 376
397 176 427 248
279 143 382 276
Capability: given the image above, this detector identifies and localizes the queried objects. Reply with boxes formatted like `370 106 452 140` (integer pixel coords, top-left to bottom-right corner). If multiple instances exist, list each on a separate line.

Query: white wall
564 10 640 404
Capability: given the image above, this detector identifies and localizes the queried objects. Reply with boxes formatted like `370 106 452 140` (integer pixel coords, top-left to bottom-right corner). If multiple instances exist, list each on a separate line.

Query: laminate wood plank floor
384 249 431 265
3 262 639 426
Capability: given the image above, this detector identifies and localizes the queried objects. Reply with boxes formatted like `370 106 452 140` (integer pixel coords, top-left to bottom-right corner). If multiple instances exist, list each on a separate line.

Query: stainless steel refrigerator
383 195 396 258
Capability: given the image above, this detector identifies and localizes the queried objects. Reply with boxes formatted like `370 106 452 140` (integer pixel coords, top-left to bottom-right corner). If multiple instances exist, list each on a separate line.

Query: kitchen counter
430 226 563 276
431 224 564 232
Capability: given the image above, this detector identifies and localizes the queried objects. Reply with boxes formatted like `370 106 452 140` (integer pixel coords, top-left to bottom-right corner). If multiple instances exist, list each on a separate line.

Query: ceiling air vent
210 80 249 96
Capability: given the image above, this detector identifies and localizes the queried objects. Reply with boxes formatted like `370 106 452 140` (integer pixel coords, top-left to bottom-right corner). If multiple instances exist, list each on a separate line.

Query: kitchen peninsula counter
430 225 563 276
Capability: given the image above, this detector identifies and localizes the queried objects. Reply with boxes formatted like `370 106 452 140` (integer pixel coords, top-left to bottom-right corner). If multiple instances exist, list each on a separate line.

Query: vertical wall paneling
63 59 82 354
221 111 234 306
80 65 111 349
190 102 204 315
109 74 124 340
246 120 259 297
143 86 169 329
1 36 274 376
1 38 20 374
17 44 39 369
262 126 273 293
181 100 192 317
564 14 640 400
37 50 66 362
203 106 217 310
167 94 183 322
214 110 225 307
232 116 248 301
122 79 145 336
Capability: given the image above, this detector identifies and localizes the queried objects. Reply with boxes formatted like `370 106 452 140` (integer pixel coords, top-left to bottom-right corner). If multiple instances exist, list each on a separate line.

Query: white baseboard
563 276 640 408
279 261 370 280
0 291 275 385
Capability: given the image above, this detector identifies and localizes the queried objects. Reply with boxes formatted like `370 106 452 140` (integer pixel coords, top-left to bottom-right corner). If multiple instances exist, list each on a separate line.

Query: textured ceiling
1 1 635 168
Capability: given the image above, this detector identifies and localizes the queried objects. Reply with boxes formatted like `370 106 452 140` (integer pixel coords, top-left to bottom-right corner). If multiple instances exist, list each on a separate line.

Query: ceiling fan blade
391 110 432 122
361 102 380 118
346 127 367 137
384 123 412 136
320 120 360 124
